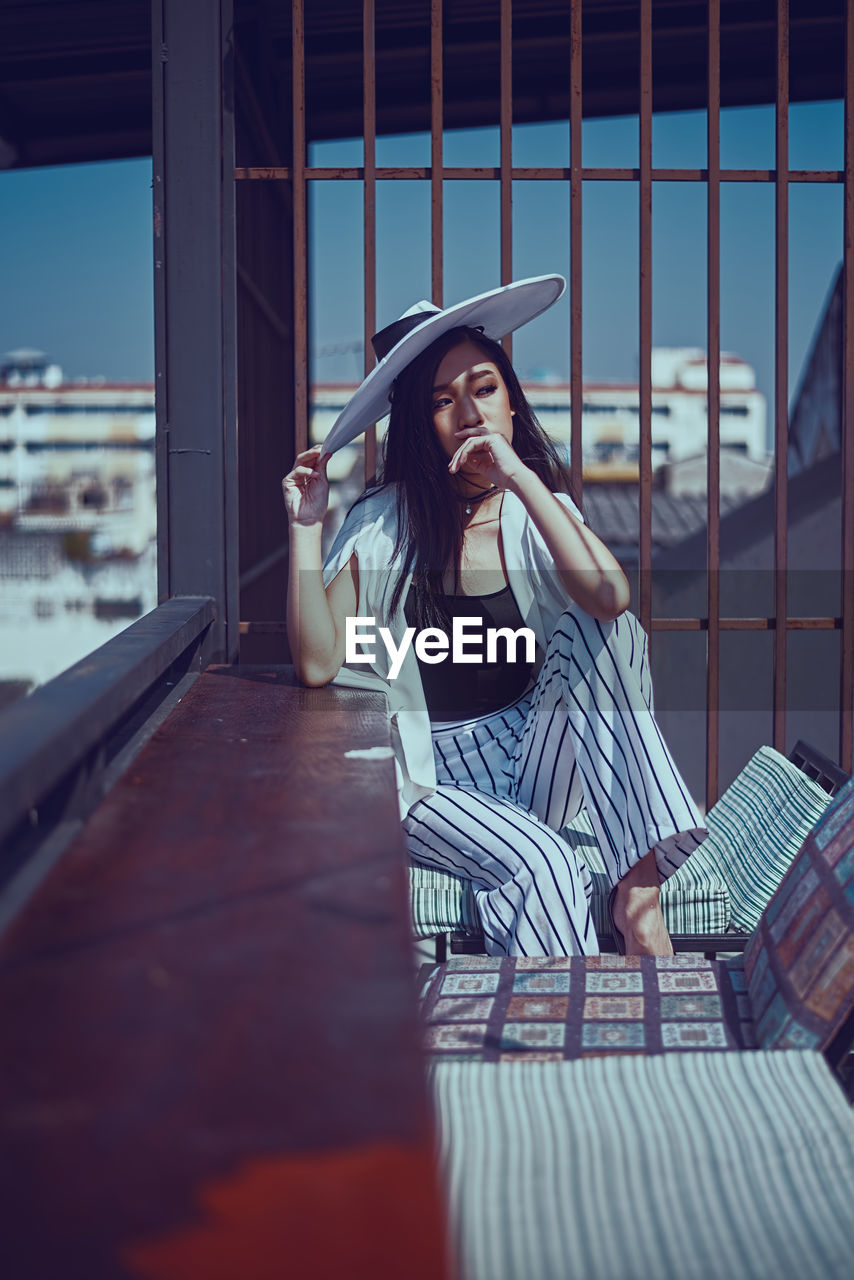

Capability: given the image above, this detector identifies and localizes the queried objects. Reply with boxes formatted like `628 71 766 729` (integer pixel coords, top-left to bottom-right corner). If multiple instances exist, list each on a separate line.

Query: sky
0 99 843 447
0 157 156 384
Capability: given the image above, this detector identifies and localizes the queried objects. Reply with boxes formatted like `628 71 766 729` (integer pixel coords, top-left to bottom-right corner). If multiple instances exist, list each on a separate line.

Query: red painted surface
0 668 449 1279
126 1141 451 1280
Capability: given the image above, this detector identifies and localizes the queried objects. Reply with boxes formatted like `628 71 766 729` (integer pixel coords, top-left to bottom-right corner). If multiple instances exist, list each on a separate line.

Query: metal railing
235 0 854 805
0 596 214 922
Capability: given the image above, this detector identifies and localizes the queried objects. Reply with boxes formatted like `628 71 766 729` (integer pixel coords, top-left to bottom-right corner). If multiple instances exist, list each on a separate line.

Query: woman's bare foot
611 849 674 956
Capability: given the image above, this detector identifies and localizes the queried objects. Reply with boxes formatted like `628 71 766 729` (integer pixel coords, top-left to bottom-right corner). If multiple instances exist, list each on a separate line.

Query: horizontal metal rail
0 596 214 851
448 929 751 959
650 616 844 631
237 615 846 636
236 166 844 183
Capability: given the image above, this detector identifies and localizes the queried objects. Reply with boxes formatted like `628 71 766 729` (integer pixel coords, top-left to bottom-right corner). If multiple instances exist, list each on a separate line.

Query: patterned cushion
744 773 854 1052
410 808 730 939
431 1053 854 1280
701 745 830 932
420 954 755 1060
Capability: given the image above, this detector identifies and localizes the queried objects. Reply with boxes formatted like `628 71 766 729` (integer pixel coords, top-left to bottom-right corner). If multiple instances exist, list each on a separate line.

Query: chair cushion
431 1052 854 1280
421 954 754 1060
410 809 730 939
745 773 854 1052
409 861 480 938
563 810 730 936
701 745 830 932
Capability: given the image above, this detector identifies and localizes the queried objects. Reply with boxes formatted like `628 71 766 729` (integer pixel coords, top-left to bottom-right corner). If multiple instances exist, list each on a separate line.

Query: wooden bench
0 666 449 1279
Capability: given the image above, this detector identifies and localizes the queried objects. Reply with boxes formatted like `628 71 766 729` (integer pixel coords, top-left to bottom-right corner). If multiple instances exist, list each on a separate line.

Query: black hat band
371 308 442 362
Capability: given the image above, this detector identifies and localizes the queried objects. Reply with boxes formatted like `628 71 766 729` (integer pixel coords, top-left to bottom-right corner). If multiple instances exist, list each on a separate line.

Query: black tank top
404 582 535 720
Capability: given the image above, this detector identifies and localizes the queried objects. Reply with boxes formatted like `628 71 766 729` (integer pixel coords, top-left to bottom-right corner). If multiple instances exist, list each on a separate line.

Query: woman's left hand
448 431 529 491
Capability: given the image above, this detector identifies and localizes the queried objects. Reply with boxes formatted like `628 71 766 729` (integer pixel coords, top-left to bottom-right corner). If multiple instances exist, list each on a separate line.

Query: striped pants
404 606 707 957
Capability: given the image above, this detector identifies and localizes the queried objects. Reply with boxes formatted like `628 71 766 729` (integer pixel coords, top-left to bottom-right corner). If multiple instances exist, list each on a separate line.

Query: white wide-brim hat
321 273 566 456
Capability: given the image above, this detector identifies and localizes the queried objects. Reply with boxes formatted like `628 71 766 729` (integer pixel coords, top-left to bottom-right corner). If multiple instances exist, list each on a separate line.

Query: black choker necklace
457 484 500 516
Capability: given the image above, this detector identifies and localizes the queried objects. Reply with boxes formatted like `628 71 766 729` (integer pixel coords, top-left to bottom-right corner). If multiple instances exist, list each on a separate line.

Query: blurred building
0 351 156 695
311 345 767 478
312 346 770 556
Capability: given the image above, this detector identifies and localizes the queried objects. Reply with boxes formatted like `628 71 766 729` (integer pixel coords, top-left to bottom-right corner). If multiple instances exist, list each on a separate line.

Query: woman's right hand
282 445 330 527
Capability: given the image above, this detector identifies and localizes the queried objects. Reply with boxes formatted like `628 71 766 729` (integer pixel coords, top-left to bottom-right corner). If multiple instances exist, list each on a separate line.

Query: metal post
706 0 721 807
152 0 239 665
639 0 653 637
569 0 583 513
774 0 790 754
843 0 854 771
431 0 444 307
500 0 513 359
364 0 378 484
292 0 308 456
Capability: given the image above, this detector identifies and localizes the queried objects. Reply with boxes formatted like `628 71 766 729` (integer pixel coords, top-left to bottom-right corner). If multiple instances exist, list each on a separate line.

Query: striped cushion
745 773 854 1052
410 809 729 939
702 745 830 932
410 746 829 942
409 861 479 938
432 1053 854 1280
563 810 730 936
421 954 755 1059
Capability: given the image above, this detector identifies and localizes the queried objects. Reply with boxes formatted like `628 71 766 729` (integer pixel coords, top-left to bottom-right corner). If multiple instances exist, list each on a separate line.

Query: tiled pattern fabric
410 808 729 939
431 1053 854 1280
745 773 854 1052
421 954 755 1060
702 745 830 932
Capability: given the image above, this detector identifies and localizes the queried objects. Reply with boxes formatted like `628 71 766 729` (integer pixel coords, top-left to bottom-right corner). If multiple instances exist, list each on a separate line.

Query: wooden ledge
0 666 449 1279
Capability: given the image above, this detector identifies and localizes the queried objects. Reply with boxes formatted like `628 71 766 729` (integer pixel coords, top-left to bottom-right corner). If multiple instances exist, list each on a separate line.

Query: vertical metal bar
220 0 239 659
500 0 513 359
431 0 444 306
152 0 170 603
842 0 854 771
292 0 308 455
569 0 583 511
638 0 653 638
706 0 721 808
774 0 790 753
363 0 377 483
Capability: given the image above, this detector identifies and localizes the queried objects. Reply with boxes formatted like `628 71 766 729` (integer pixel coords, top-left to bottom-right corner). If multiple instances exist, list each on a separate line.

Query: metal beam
152 0 238 664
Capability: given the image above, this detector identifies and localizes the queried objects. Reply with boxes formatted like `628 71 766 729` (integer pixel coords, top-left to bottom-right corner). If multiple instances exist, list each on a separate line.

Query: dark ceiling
0 1 152 167
295 0 845 145
0 0 845 170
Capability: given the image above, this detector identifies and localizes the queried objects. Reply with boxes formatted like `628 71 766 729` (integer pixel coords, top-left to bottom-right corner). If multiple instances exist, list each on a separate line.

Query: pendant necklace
459 484 500 516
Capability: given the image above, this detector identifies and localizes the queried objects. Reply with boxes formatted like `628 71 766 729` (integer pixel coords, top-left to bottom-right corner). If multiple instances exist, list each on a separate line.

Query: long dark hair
359 325 570 629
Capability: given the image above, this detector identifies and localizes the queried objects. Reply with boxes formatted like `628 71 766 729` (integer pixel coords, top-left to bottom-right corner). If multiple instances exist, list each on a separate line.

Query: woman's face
430 338 515 472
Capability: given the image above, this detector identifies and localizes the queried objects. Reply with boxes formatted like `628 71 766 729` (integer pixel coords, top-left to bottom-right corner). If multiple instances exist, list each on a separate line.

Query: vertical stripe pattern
405 606 706 956
431 1052 854 1280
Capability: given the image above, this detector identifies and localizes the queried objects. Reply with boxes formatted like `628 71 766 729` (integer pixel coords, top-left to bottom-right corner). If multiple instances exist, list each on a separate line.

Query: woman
283 275 706 957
